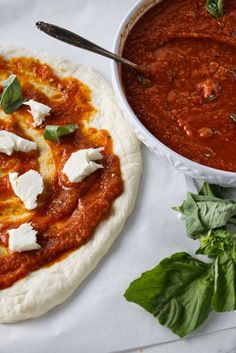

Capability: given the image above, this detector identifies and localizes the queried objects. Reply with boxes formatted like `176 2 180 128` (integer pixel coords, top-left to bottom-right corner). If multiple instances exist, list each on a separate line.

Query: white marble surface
1 0 236 352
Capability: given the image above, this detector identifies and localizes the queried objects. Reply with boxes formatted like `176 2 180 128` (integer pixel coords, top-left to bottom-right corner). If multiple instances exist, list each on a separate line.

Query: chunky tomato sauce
0 57 123 289
122 0 236 171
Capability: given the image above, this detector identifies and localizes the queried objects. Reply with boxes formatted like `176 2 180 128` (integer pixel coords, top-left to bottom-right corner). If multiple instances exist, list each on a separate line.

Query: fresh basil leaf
44 124 78 141
196 229 235 258
0 74 24 113
199 182 226 199
205 0 224 18
124 252 214 337
211 252 236 312
175 193 236 239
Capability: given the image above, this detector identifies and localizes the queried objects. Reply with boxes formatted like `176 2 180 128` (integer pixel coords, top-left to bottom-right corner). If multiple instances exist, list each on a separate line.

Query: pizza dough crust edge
0 46 142 323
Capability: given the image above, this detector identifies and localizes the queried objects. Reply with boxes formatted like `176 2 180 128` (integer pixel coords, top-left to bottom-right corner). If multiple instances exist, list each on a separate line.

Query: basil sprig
0 74 24 113
44 124 78 141
125 182 236 337
205 0 224 17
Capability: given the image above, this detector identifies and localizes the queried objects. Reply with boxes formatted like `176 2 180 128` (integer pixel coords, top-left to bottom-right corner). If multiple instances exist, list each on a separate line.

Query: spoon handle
36 21 138 69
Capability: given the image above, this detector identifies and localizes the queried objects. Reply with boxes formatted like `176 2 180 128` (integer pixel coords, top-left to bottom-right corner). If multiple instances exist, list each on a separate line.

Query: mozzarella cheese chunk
24 99 51 127
9 170 44 210
0 130 37 156
8 222 41 252
62 147 104 183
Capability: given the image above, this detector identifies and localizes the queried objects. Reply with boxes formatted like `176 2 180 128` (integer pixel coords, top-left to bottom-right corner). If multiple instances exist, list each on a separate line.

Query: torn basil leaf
205 0 224 17
208 94 217 102
137 74 151 87
174 193 236 239
124 252 214 338
44 124 78 142
0 74 24 113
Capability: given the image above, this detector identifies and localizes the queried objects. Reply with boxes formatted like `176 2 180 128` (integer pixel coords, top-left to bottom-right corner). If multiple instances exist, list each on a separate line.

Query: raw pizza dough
0 46 142 323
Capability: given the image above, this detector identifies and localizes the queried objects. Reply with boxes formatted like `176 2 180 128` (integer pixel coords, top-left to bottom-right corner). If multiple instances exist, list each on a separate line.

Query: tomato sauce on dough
122 0 236 171
0 57 123 289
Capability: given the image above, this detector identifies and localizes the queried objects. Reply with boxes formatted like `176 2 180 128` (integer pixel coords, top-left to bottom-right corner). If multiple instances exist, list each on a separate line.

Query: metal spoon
36 21 140 71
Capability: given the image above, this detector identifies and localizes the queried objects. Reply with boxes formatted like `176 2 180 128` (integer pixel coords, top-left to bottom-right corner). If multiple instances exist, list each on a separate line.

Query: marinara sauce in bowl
111 0 236 186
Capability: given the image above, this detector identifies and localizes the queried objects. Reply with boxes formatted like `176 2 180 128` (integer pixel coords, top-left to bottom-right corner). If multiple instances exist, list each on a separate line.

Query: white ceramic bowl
111 0 236 187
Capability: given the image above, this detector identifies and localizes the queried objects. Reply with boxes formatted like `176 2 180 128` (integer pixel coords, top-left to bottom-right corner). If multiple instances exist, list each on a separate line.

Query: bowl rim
110 0 236 179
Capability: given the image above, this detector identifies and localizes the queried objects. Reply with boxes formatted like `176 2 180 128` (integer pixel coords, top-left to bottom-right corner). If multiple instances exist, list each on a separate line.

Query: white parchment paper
0 1 236 352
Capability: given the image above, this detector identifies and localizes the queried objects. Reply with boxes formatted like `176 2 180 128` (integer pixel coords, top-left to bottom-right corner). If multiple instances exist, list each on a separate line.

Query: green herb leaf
0 74 24 113
205 0 224 18
196 229 235 258
175 193 236 239
124 252 214 337
208 94 217 102
211 252 236 312
44 124 78 142
137 74 151 87
199 182 226 199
